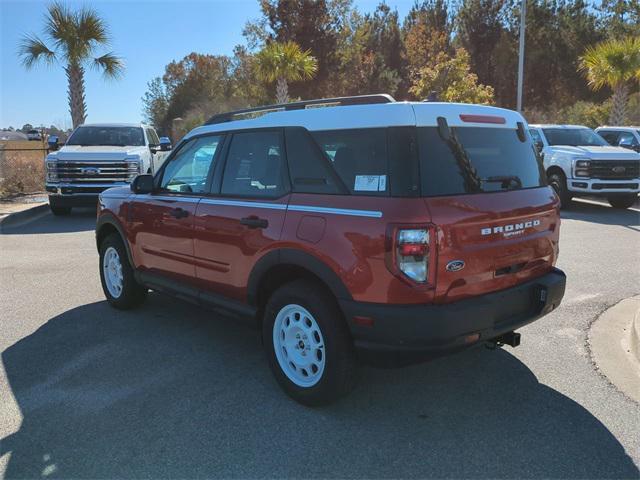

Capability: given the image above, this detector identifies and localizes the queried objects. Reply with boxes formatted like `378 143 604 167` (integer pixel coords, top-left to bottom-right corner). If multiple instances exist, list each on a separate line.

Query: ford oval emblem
446 260 465 272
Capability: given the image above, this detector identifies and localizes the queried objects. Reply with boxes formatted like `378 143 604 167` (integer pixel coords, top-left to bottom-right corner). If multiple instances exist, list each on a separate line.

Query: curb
588 296 640 404
631 307 640 363
0 203 49 233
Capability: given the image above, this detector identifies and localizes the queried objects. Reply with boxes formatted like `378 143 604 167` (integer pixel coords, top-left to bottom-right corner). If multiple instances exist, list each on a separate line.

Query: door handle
240 216 268 229
169 207 189 219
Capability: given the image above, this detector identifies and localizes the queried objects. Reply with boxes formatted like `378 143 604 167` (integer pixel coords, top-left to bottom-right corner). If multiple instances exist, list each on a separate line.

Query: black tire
548 171 572 209
99 233 147 309
263 280 358 406
50 205 71 216
607 194 637 209
49 197 71 215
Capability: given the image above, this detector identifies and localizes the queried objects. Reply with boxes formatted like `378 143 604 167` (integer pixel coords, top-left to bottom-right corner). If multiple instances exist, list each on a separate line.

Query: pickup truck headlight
125 158 142 180
46 161 58 182
573 158 591 178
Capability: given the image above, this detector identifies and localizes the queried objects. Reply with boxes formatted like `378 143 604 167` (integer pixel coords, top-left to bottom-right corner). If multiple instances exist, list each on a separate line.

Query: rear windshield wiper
482 176 522 190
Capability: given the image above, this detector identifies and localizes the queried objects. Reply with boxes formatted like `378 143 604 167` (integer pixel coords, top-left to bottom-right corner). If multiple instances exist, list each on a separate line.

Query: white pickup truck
45 123 171 215
529 124 640 209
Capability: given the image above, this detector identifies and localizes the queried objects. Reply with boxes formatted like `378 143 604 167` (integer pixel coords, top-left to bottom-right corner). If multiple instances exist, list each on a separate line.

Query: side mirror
159 137 172 151
47 135 60 151
131 174 154 194
535 140 544 152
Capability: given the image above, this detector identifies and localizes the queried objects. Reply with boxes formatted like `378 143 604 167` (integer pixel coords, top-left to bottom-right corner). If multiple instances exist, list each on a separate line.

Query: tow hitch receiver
485 331 521 349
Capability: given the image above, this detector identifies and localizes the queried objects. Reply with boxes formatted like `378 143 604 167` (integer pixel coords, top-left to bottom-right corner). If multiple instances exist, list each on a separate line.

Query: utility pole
517 0 526 112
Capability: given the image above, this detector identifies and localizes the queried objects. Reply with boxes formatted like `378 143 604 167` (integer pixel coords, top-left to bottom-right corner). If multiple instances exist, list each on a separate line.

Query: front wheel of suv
263 280 358 406
548 172 572 209
607 194 637 209
99 233 147 309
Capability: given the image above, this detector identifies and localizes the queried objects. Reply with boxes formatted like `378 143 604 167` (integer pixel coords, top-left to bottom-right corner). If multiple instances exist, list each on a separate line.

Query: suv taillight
396 228 429 283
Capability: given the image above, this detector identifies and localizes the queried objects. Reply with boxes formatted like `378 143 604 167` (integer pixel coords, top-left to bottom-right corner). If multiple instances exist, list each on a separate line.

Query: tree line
142 0 638 137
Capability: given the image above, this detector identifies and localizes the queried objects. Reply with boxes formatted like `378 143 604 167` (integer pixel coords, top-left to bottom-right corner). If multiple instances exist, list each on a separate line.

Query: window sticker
354 175 387 192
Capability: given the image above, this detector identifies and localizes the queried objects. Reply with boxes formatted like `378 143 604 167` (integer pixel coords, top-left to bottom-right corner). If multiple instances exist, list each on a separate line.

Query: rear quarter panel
281 194 435 304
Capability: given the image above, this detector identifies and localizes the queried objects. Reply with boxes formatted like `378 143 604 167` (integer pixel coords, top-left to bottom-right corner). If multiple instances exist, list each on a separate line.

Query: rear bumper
340 268 566 366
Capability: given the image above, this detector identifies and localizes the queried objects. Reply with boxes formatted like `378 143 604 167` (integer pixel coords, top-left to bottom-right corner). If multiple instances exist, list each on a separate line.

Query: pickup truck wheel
548 172 572 209
608 194 637 209
263 280 358 406
49 197 71 215
99 233 147 309
50 205 71 216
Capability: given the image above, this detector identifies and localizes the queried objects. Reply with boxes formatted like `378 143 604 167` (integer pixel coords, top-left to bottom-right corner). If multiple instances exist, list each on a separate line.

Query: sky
0 0 416 129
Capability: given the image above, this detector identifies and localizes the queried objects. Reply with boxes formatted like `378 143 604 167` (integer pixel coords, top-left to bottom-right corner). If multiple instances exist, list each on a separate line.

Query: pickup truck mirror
159 137 172 151
47 135 60 151
131 174 154 194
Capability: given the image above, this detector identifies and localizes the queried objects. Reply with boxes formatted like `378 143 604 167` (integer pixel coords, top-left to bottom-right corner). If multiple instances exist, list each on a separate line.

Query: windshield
542 128 608 147
67 126 145 147
418 127 545 196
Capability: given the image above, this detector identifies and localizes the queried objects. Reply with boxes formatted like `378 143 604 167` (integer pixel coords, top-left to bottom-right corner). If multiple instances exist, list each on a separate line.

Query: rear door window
221 130 288 198
418 127 545 196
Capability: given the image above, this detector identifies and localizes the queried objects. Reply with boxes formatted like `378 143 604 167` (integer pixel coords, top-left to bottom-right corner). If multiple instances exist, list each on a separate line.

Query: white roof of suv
187 101 525 140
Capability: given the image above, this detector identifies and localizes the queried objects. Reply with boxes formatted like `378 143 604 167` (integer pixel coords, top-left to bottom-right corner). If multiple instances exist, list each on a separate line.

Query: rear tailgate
425 187 560 304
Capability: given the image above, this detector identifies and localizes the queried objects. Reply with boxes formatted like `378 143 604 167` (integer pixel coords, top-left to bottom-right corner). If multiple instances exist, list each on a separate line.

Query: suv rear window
418 127 545 196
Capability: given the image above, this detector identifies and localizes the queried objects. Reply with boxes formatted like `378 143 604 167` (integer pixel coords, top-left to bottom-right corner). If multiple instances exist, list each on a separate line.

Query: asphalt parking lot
1 199 639 479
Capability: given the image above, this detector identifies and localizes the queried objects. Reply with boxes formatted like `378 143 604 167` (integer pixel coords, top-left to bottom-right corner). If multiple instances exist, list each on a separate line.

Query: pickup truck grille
51 161 139 183
587 160 640 180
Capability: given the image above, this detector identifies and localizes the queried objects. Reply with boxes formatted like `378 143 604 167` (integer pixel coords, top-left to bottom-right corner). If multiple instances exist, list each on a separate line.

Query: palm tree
19 2 124 128
254 41 318 104
579 37 640 125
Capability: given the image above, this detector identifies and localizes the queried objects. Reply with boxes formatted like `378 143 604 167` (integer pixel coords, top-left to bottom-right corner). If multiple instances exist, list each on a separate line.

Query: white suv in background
529 124 640 209
596 126 640 153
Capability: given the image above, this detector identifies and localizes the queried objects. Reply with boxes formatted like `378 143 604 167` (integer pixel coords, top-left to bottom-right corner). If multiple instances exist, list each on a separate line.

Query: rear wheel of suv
608 194 637 209
263 280 358 406
99 233 147 309
548 171 572 209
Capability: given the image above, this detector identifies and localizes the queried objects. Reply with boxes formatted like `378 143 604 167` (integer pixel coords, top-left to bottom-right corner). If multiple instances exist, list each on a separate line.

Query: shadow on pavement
1 208 96 235
2 295 638 479
563 199 640 229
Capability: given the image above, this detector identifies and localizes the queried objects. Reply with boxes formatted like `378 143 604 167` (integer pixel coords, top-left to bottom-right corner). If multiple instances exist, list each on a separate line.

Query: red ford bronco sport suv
96 95 566 405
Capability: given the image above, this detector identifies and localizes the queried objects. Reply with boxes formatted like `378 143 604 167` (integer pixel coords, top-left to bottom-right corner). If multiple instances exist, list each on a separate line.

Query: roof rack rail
205 93 395 125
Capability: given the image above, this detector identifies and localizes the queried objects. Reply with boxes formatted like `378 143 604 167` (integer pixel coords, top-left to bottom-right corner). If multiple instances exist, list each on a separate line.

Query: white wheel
273 304 326 387
103 246 123 298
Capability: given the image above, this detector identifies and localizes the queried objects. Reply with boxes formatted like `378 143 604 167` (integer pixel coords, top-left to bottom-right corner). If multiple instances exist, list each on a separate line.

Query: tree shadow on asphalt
1 208 96 235
1 295 638 479
562 199 640 230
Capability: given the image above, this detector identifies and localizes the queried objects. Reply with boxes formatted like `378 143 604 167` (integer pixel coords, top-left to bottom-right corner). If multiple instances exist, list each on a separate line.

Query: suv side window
160 135 222 194
221 130 288 198
311 128 389 196
285 127 344 194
